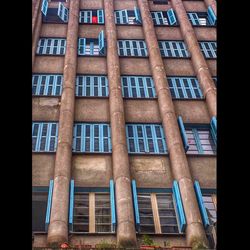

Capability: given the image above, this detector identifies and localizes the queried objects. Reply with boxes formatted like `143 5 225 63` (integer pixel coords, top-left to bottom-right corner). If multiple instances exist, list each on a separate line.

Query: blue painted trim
69 180 74 232
177 116 189 152
97 9 104 24
110 180 116 232
167 9 177 25
131 180 140 231
207 6 216 25
210 116 217 145
194 181 210 229
45 180 54 232
172 180 186 232
41 0 48 16
134 7 141 24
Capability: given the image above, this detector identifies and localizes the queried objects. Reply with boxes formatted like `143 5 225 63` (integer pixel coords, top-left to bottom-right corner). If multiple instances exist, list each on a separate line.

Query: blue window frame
151 11 168 25
117 40 148 57
126 124 167 154
115 9 141 25
42 8 67 23
121 76 156 98
41 0 48 16
76 75 108 97
199 41 217 59
115 10 129 24
207 6 216 25
79 9 104 24
158 41 190 58
168 77 203 99
166 9 177 25
187 12 216 26
72 123 112 153
36 38 66 55
32 122 58 152
32 74 63 96
185 125 216 155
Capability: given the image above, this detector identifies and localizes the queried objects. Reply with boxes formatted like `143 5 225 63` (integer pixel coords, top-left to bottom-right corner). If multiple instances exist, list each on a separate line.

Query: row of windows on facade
42 1 216 27
32 179 216 247
32 74 217 99
36 36 217 58
32 121 217 155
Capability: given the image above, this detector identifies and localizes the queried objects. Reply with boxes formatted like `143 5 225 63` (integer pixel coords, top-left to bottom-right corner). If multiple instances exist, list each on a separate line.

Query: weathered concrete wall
188 156 216 189
130 156 173 188
164 59 195 75
77 57 107 74
124 100 161 123
79 25 105 38
41 24 67 37
32 154 55 186
173 100 210 123
33 57 64 73
72 155 112 187
32 98 60 121
75 99 110 122
194 27 216 41
183 1 207 12
80 0 103 9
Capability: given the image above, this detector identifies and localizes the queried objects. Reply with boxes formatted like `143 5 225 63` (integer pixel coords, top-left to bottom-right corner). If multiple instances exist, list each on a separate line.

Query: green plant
141 235 156 246
96 240 116 249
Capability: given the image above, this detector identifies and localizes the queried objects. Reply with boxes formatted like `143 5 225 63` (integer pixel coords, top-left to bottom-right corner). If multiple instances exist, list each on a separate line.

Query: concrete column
137 0 208 247
171 0 216 118
47 0 80 246
204 0 217 16
103 0 137 247
32 0 42 70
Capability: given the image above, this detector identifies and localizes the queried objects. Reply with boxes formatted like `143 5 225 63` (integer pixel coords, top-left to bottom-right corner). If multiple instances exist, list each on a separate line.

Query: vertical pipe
103 0 137 247
171 0 216 118
204 0 217 16
47 0 80 246
136 0 208 247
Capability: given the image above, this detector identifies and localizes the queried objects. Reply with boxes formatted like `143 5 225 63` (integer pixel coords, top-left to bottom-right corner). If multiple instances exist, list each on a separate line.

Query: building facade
32 0 216 248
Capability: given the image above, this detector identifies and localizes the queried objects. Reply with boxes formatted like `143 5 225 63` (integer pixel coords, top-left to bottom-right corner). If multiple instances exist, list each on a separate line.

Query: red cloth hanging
92 16 98 24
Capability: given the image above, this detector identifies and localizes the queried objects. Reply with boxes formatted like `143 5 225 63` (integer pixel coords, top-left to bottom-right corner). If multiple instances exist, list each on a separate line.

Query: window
151 11 169 25
126 124 167 154
32 122 58 152
156 194 179 233
76 75 108 97
187 12 216 26
32 188 48 232
199 41 217 59
36 38 66 55
78 31 105 56
72 189 113 233
72 123 112 153
117 40 148 57
121 76 156 98
185 125 216 155
58 2 69 22
168 77 203 99
79 10 104 24
32 74 63 96
42 8 67 23
159 41 190 58
137 192 179 234
115 8 141 25
153 0 168 5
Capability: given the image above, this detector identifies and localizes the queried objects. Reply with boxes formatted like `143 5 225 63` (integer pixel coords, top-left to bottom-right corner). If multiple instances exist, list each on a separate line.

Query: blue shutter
41 0 48 16
45 180 54 231
131 180 140 231
177 116 189 152
210 116 217 145
134 7 141 24
194 181 210 229
110 180 116 232
167 8 177 25
78 38 86 55
98 30 105 55
172 180 186 232
58 2 69 22
207 6 216 25
69 180 74 232
97 10 104 24
187 13 200 26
